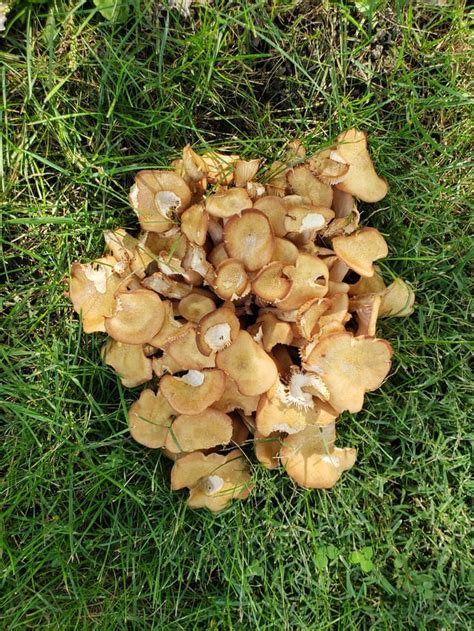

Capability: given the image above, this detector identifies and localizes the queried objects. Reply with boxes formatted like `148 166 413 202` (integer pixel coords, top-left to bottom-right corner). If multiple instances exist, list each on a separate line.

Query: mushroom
127 388 175 448
165 325 216 370
180 203 209 246
287 166 333 208
349 294 382 336
178 291 216 323
201 151 239 185
252 262 293 304
164 408 233 454
307 149 349 185
254 431 281 470
216 330 278 396
213 258 251 301
254 312 293 352
170 449 253 511
104 288 165 344
275 253 329 311
379 278 415 317
303 332 393 413
332 228 388 277
223 209 275 271
160 369 226 415
205 188 253 219
253 196 288 237
280 422 357 489
101 338 152 388
234 159 260 188
213 374 259 416
130 170 192 233
196 306 240 356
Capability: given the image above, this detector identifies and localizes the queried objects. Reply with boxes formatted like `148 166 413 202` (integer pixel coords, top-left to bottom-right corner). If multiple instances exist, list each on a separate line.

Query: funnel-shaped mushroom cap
196 307 240 356
130 170 192 233
216 330 278 396
164 408 233 454
255 431 281 470
304 332 393 413
101 339 152 388
205 188 253 219
180 203 208 246
332 228 388 277
253 196 288 237
171 449 253 512
276 253 329 311
332 129 388 202
280 422 356 489
127 389 175 448
68 258 123 333
379 278 415 317
104 288 165 344
166 326 216 370
287 166 333 207
223 210 275 271
160 369 226 415
213 375 259 416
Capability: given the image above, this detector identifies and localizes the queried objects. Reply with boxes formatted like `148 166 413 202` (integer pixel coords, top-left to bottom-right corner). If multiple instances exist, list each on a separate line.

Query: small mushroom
180 203 209 246
307 149 349 185
234 159 260 187
255 312 293 352
280 422 356 489
213 258 251 301
201 151 239 185
196 306 240 356
165 325 216 370
127 388 175 448
254 431 281 470
275 253 329 311
101 338 152 388
165 408 233 454
213 374 260 416
303 332 393 413
170 449 253 512
379 278 415 317
104 288 165 344
205 188 253 219
149 301 189 348
178 291 216 323
271 237 299 265
223 209 275 271
252 262 293 304
287 166 333 208
331 129 388 202
253 196 288 237
332 228 388 277
160 369 226 415
142 272 193 300
349 294 382 336
216 330 278 396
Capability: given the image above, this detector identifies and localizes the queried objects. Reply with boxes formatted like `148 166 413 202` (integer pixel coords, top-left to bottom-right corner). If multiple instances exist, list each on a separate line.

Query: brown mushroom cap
101 339 152 388
332 129 388 202
276 253 329 311
205 188 253 219
130 170 192 233
304 332 393 413
280 422 356 489
213 258 251 301
166 325 216 370
252 262 293 304
178 292 216 323
170 449 253 512
196 306 240 356
287 166 333 207
234 159 260 188
255 312 293 352
165 408 233 454
201 151 239 185
223 210 275 272
160 369 226 415
253 196 288 237
307 149 349 185
271 237 299 265
332 228 388 277
254 431 281 470
216 330 278 396
104 288 165 344
379 278 415 317
284 205 335 235
349 268 386 296
213 375 259 416
349 294 382 336
180 203 209 246
127 388 175 449
149 301 189 349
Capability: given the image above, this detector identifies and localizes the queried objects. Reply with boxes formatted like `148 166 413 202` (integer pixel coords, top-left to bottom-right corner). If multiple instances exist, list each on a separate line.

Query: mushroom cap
307 149 349 185
252 262 293 304
255 312 293 352
142 272 193 300
280 422 356 489
127 389 175 449
205 187 253 219
304 332 393 413
223 209 275 272
180 203 209 246
178 291 216 323
349 268 386 296
213 258 251 301
165 408 233 454
130 170 192 233
379 278 415 317
101 339 152 388
271 237 299 265
234 159 260 188
332 228 388 277
216 330 278 396
201 151 239 185
165 325 216 370
170 449 253 512
149 301 189 349
332 129 388 202
254 431 281 470
349 294 382 336
213 375 260 416
196 307 240 356
104 288 165 344
287 166 333 207
68 258 123 333
160 369 226 415
275 253 329 311
253 196 288 237
284 205 335 235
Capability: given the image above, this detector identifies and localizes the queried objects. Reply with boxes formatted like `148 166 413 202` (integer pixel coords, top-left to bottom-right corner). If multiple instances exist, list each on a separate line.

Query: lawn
1 1 472 628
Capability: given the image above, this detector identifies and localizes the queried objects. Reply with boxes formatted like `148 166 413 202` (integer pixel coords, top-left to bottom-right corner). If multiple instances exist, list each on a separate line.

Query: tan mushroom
280 422 356 489
287 166 333 207
104 288 165 344
178 291 216 323
127 388 175 448
160 369 226 415
307 148 349 185
271 237 299 265
254 431 281 470
170 449 253 511
223 209 275 271
165 325 216 370
142 272 193 300
101 338 152 388
196 307 240 356
254 312 293 352
213 258 251 301
252 262 293 304
332 228 388 277
180 203 209 246
213 374 259 416
234 159 260 188
130 170 192 233
303 332 393 413
205 188 253 219
201 151 239 185
379 278 415 317
349 294 382 336
253 196 288 237
275 253 329 311
332 129 388 202
165 408 233 454
216 330 278 396
149 301 189 349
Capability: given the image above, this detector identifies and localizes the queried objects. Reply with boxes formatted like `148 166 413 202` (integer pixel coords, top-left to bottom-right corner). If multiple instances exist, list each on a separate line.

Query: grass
1 0 472 628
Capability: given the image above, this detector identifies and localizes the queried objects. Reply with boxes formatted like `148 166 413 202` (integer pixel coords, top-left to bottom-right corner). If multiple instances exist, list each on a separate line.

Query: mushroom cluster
68 129 415 511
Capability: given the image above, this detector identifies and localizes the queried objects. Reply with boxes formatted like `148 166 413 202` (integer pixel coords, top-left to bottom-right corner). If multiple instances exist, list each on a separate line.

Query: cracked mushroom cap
332 129 388 202
130 170 192 233
196 307 240 356
101 339 152 388
284 205 335 235
170 449 253 512
379 278 415 317
127 388 175 448
223 209 275 272
164 408 233 454
280 422 356 489
68 257 124 333
104 288 165 344
332 228 388 277
160 369 226 415
216 330 278 397
304 332 393 413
